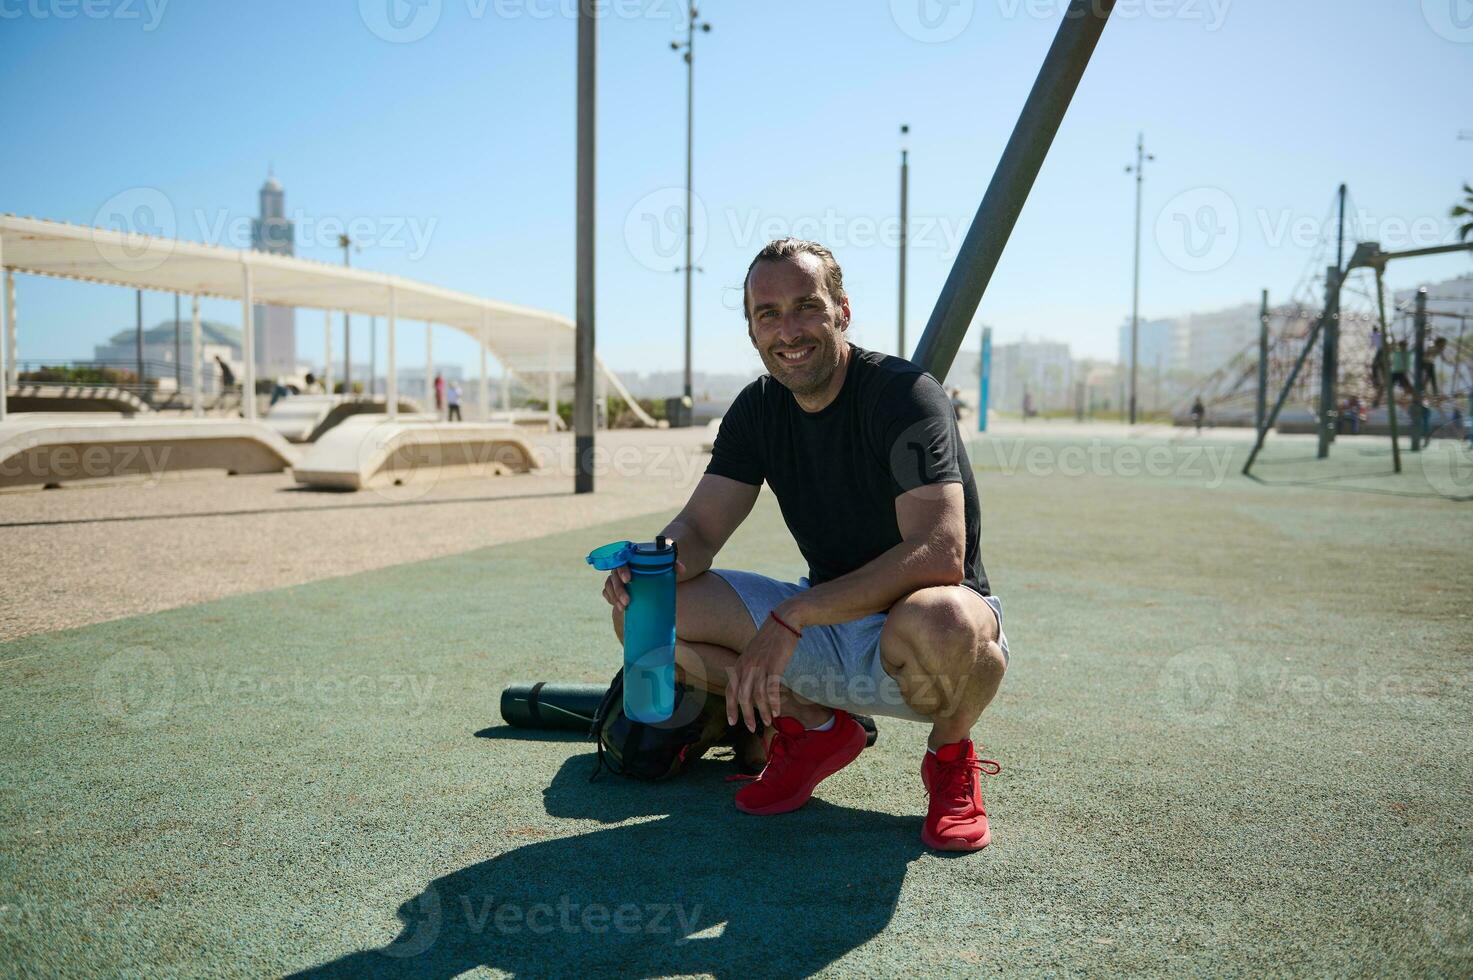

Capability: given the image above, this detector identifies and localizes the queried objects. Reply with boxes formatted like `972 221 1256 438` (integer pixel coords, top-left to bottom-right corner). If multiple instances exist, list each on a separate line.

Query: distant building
1117 317 1174 379
991 339 1073 414
1176 303 1260 377
1119 304 1263 383
92 319 242 385
251 173 298 377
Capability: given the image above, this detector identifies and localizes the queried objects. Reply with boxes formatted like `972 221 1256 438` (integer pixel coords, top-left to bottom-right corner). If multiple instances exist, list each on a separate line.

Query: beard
756 325 845 398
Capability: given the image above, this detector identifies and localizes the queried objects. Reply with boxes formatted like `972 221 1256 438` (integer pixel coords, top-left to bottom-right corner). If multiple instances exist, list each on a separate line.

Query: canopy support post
241 261 256 420
191 295 203 418
387 286 398 420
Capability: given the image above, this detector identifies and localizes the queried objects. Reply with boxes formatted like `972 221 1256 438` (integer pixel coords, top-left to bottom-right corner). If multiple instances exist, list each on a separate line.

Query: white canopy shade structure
0 214 654 425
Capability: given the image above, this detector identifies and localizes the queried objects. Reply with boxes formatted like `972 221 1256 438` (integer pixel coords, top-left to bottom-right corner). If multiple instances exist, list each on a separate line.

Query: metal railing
11 357 233 411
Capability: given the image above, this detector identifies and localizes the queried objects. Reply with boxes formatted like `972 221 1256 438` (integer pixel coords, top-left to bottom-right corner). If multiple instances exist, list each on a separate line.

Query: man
1422 337 1445 398
601 239 1009 851
213 355 237 415
446 381 462 422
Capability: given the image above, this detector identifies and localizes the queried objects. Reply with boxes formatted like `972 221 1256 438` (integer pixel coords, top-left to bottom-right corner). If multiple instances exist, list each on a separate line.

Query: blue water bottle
586 536 677 723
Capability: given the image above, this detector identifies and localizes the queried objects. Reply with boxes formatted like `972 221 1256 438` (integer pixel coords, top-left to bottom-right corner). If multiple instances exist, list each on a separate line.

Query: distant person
213 356 236 413
269 376 290 406
1022 391 1033 422
1389 340 1414 399
1339 395 1362 435
1422 337 1446 398
948 387 966 422
304 372 324 394
434 372 446 418
1190 397 1205 434
446 381 462 422
1370 340 1388 407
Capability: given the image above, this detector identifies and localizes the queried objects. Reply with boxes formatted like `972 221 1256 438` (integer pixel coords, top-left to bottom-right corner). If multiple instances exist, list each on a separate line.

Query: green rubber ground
2 431 1470 976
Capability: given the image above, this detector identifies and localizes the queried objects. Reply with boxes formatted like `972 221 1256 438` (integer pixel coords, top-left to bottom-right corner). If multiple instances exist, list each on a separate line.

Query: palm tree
1453 182 1473 241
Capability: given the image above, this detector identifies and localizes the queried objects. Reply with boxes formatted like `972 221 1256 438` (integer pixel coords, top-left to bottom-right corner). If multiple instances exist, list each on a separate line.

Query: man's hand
602 559 686 610
725 613 800 732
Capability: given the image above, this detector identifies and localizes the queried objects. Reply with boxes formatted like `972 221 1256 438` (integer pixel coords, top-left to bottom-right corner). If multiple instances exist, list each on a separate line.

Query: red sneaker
732 712 866 815
921 739 1001 851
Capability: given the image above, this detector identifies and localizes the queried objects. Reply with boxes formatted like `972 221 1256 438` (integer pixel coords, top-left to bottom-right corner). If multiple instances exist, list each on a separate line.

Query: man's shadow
291 752 924 979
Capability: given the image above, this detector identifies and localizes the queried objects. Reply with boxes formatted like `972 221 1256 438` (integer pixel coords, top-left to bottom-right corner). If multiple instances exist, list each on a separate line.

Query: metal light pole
672 3 710 400
1124 132 1153 425
899 123 910 358
135 289 144 387
338 233 353 395
173 293 181 388
575 0 597 494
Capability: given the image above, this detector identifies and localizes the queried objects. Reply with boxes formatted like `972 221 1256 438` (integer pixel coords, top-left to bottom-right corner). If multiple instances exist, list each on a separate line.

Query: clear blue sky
3 0 1471 381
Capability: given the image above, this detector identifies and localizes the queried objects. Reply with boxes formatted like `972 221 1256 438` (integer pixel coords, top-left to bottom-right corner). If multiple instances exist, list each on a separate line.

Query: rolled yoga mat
500 682 607 732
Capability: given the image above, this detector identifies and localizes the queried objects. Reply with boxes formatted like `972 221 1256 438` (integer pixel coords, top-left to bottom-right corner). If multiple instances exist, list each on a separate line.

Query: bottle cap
585 540 634 570
586 538 676 572
627 538 677 572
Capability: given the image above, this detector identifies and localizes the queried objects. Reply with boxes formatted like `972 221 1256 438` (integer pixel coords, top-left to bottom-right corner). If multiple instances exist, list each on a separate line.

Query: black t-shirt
706 342 989 598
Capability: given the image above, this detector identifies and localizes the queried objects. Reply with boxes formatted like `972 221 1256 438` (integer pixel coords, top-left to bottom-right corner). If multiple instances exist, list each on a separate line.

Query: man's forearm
658 518 713 583
779 537 962 630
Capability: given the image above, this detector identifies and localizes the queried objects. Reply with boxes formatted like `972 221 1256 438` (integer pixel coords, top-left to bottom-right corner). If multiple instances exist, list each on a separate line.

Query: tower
250 171 297 376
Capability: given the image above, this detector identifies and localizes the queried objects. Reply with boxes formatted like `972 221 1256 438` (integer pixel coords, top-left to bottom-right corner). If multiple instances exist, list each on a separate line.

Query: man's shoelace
725 728 797 783
933 755 1002 806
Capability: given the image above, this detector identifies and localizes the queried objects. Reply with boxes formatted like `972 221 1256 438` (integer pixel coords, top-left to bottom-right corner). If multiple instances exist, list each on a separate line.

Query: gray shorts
708 568 1010 723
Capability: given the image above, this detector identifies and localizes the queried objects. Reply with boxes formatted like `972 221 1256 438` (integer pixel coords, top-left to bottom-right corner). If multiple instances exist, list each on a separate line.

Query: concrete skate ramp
262 395 425 443
6 384 151 416
0 417 299 490
302 397 425 443
292 417 539 491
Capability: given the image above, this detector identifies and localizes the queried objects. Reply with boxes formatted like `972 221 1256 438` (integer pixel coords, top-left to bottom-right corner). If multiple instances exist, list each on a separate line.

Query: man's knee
880 588 1004 717
880 588 981 670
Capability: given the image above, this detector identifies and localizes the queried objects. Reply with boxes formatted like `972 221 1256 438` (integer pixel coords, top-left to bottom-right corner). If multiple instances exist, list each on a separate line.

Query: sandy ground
0 426 714 641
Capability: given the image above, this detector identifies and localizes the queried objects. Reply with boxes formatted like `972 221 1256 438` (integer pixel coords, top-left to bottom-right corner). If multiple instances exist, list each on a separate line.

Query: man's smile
775 345 816 364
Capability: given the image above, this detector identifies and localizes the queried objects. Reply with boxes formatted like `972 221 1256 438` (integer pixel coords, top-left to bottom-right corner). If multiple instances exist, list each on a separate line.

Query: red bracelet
770 610 803 639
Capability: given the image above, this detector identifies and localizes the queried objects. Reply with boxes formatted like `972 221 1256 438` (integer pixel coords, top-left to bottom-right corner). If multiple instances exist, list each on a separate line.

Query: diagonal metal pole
910 0 1115 381
1242 313 1328 476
